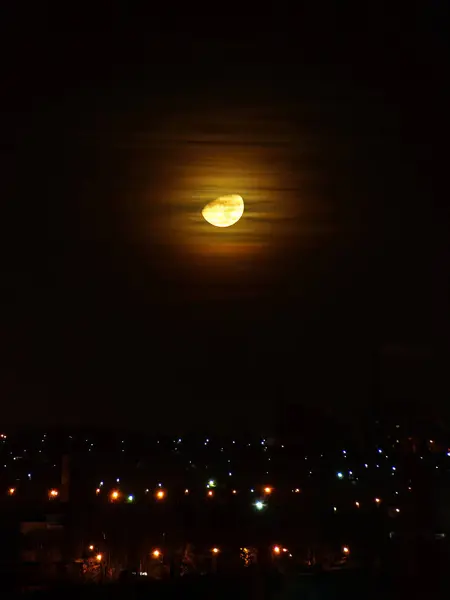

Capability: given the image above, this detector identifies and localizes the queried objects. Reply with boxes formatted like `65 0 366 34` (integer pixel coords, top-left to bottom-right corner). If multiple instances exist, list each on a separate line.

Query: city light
211 547 220 554
88 545 94 551
273 546 281 555
1 429 439 532
96 554 103 562
152 549 161 559
342 546 350 555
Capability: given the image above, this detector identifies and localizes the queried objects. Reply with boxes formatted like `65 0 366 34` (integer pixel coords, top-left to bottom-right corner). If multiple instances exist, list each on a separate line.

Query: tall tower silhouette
61 454 70 502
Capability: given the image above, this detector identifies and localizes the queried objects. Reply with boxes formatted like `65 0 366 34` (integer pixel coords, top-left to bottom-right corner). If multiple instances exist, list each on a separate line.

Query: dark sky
2 7 448 431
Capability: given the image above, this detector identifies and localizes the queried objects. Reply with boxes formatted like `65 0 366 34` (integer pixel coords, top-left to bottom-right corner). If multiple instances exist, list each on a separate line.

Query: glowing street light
8 487 15 496
211 547 220 554
272 546 281 555
110 490 120 501
155 489 166 500
342 546 350 555
88 545 94 551
152 549 161 559
264 486 273 495
207 490 214 497
96 554 103 562
49 489 59 499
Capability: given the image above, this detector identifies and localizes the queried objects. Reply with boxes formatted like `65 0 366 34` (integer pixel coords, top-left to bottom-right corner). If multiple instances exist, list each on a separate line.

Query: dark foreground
5 569 450 600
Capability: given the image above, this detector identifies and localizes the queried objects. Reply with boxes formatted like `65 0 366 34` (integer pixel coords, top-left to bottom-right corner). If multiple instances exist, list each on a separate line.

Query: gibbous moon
201 194 244 228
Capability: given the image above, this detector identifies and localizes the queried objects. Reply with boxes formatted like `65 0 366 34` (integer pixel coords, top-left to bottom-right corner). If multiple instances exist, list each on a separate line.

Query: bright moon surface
201 194 244 228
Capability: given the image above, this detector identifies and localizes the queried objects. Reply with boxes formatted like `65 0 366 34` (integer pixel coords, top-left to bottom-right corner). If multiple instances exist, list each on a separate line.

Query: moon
201 194 244 228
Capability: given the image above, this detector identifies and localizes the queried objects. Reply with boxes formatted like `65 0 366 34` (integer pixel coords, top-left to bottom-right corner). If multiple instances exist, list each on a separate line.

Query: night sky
3 7 448 431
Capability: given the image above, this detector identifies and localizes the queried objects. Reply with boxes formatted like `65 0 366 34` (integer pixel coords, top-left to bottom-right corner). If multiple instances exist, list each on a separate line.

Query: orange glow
232 489 237 494
355 501 360 508
96 554 103 562
211 547 220 554
273 546 281 555
294 488 300 493
184 489 189 495
110 490 120 501
374 497 381 504
264 486 273 495
133 129 305 280
207 490 214 497
96 488 101 495
88 545 94 551
49 489 59 498
152 549 161 558
8 487 15 496
342 546 350 554
155 489 166 500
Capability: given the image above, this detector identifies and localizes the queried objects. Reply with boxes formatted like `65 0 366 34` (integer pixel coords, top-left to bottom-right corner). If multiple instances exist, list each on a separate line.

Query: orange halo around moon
128 108 317 282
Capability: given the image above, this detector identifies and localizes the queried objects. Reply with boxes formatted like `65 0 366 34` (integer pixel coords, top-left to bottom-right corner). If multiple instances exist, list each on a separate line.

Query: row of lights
7 487 59 498
5 487 400 512
87 544 313 561
105 485 277 502
89 545 349 563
